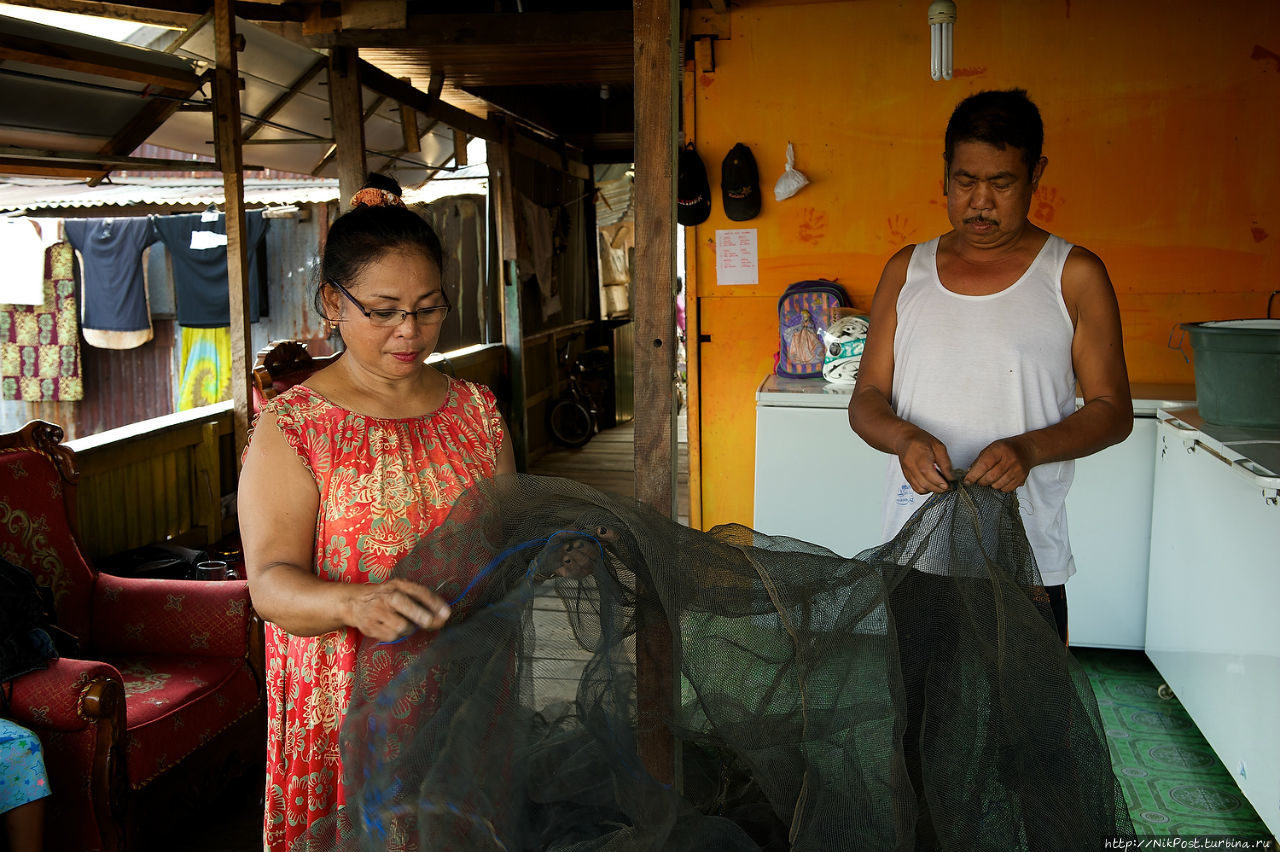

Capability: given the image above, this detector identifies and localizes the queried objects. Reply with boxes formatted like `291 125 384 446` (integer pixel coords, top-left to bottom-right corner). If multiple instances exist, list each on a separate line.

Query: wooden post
328 46 367 207
212 0 252 464
633 0 679 786
487 122 527 471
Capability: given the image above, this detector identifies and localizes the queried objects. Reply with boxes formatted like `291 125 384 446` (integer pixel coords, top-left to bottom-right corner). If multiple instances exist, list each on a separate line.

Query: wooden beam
633 0 679 786
694 36 715 75
305 10 632 49
312 91 383 177
0 29 202 91
355 59 497 142
327 46 367 206
510 132 590 181
164 9 213 54
89 72 210 187
452 129 468 166
243 56 327 140
0 0 309 24
426 69 445 101
688 2 731 40
397 76 420 153
487 121 526 471
339 0 405 31
2 0 200 30
213 0 253 465
0 160 109 179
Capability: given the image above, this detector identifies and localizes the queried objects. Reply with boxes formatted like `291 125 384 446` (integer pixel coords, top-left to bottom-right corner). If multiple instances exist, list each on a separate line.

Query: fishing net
306 473 1132 851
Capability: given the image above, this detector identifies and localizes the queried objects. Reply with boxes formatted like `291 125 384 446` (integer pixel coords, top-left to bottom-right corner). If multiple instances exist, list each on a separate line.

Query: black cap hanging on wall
677 143 712 226
721 143 762 221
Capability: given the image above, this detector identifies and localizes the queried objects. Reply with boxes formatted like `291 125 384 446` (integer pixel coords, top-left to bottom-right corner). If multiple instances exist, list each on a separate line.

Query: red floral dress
253 379 504 852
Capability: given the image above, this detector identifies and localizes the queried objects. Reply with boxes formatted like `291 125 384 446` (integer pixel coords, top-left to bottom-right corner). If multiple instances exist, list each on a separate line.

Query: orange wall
690 0 1280 530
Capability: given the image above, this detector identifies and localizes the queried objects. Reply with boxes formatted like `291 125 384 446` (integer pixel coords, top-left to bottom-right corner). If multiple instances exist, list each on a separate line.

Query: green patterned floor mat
1075 647 1275 841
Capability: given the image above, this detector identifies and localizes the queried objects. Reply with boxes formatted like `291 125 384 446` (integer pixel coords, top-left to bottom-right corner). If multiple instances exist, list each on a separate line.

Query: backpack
0 556 74 711
777 280 852 378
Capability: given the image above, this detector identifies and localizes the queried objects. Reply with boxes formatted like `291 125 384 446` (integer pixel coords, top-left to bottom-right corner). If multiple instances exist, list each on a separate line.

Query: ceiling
0 12 206 180
2 0 687 167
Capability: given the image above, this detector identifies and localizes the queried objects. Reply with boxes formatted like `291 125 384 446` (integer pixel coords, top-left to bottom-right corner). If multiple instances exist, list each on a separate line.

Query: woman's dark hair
943 88 1044 180
313 173 446 319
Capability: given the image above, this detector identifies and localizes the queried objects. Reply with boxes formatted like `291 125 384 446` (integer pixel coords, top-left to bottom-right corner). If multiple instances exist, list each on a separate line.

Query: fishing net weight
304 474 1133 851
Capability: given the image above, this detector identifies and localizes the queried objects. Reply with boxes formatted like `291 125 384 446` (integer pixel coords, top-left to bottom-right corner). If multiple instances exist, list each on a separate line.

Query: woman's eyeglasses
329 280 450 327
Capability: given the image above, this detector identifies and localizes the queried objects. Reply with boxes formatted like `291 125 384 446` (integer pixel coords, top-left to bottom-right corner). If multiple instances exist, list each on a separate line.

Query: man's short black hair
944 88 1044 180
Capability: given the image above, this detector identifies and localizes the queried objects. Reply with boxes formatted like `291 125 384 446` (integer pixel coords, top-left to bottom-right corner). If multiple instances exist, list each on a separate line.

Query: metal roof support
633 0 679 787
213 0 253 463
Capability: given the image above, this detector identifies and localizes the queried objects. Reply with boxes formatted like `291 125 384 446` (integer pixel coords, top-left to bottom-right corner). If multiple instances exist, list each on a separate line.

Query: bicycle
548 340 602 449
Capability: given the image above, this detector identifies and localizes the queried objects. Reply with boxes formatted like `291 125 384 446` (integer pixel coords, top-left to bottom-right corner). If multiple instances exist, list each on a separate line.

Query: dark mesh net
305 474 1133 850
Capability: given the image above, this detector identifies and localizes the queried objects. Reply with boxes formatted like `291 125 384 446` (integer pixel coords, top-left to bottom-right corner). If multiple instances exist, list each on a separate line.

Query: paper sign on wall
715 229 758 286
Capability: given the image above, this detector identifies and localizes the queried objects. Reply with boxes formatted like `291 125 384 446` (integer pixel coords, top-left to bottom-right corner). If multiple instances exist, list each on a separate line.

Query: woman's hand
345 579 452 642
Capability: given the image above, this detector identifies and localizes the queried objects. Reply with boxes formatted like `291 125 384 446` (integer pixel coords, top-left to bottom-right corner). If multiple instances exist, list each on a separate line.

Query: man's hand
964 437 1035 492
896 430 955 494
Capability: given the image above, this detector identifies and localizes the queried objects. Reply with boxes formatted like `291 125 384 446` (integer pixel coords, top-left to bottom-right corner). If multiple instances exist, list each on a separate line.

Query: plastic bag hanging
773 142 810 201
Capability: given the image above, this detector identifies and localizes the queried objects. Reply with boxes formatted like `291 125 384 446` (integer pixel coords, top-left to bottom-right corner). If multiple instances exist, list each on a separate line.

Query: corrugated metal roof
0 176 340 212
593 163 633 227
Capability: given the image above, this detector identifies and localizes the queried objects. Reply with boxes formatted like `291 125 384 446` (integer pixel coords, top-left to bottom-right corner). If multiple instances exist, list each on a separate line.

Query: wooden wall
689 0 1280 530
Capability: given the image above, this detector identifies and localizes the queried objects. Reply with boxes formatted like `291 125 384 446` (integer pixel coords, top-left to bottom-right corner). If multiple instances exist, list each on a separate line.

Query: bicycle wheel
549 398 595 448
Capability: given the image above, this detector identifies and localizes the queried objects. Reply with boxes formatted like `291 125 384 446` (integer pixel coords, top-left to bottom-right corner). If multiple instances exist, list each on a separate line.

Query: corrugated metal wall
2 197 494 440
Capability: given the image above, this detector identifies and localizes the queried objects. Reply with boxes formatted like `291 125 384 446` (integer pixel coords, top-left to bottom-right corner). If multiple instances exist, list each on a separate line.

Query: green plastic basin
1179 319 1280 429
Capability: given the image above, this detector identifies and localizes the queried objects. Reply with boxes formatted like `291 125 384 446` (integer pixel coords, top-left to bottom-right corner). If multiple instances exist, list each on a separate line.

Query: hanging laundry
176 326 231 410
518 195 560 321
0 242 82 402
0 218 54 306
151 210 269 328
64 218 157 347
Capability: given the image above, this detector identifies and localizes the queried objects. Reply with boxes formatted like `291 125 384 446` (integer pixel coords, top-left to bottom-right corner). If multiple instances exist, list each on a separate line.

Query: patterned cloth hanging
177 326 231 410
0 242 82 402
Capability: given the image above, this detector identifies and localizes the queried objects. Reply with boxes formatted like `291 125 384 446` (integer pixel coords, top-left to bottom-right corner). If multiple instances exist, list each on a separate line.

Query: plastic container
1179 319 1280 428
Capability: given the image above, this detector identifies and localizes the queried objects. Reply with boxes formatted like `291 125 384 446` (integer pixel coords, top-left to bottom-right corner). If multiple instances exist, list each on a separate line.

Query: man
848 88 1132 642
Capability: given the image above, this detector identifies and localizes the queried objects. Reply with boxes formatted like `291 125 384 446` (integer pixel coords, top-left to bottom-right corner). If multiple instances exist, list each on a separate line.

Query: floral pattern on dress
254 379 503 852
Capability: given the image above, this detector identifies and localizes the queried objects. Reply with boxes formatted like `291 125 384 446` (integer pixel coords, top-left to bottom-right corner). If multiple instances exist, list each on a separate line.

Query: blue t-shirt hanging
64 217 157 332
151 210 268 328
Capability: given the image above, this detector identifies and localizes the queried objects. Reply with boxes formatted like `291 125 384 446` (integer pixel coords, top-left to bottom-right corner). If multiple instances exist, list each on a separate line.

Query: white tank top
881 234 1078 585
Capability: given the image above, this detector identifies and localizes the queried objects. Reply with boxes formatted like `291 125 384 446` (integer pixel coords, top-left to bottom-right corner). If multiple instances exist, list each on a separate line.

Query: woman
238 175 515 851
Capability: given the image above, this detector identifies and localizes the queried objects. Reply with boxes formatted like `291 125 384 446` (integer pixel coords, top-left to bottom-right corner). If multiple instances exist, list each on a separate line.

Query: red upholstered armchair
0 421 264 852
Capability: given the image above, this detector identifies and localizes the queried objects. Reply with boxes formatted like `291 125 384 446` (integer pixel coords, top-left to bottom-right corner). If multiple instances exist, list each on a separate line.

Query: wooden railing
58 343 505 562
66 401 235 560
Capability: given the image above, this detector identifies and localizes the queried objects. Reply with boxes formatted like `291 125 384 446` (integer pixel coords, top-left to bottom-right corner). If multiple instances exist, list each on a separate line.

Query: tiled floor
1075 647 1273 840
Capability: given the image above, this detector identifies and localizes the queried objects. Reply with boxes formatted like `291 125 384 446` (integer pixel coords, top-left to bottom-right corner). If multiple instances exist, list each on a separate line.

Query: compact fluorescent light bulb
928 0 957 81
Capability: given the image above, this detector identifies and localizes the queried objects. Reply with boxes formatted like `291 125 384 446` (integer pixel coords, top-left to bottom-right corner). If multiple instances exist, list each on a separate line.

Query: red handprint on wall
1032 186 1064 224
798 207 827 245
887 214 917 250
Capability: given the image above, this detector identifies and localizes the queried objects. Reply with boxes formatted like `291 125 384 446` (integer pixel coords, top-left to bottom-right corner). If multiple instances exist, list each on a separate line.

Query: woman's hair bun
362 172 403 196
349 172 406 210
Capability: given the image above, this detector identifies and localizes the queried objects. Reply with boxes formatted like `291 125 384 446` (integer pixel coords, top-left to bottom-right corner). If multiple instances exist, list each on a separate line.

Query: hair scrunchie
349 187 406 209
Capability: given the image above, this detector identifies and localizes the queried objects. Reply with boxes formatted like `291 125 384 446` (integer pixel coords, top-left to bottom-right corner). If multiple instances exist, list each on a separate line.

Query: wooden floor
528 415 691 525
